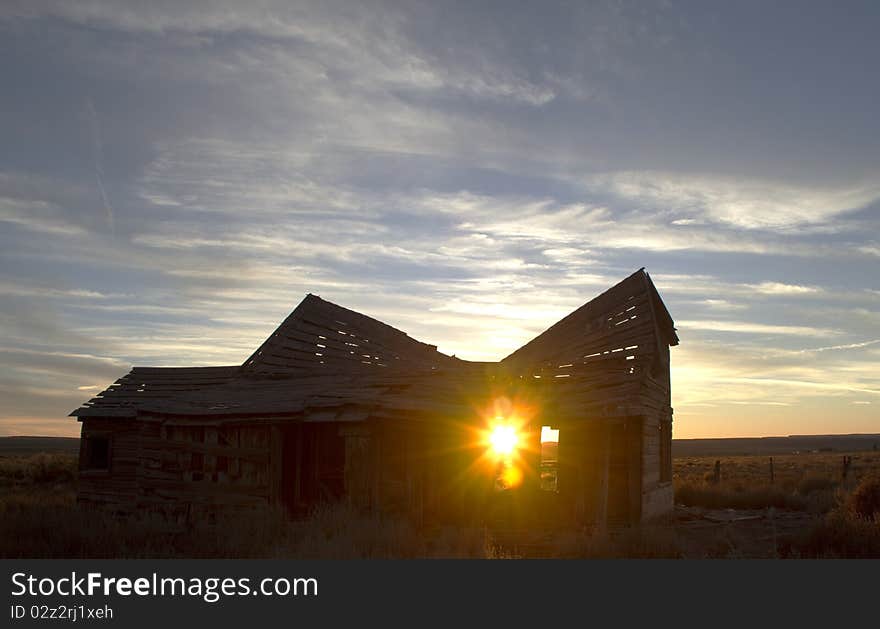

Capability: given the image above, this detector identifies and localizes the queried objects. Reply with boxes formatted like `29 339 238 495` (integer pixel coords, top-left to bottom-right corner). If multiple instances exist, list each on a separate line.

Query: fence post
713 460 721 484
769 457 774 484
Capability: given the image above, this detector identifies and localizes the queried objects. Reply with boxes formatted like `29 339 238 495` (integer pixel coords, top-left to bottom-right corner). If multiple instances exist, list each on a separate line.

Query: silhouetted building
72 268 678 527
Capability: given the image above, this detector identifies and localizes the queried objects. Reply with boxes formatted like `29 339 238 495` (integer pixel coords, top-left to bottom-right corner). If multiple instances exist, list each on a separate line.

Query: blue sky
0 0 878 438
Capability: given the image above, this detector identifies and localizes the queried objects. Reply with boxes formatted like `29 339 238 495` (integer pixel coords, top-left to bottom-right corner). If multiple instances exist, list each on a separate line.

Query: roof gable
241 294 460 376
500 268 677 376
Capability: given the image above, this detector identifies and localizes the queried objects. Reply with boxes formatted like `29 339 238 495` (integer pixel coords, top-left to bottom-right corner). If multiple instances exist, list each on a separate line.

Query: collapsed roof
71 268 677 423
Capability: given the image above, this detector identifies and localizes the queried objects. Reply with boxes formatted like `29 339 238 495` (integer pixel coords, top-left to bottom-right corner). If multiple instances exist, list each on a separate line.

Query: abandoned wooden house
71 268 678 527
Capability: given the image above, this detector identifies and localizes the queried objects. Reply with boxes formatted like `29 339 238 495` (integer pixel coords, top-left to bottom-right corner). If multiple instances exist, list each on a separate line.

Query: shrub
846 476 880 520
785 509 880 558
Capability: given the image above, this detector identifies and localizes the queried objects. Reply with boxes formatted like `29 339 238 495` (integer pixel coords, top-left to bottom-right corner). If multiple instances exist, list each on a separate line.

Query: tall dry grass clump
845 475 880 520
784 476 880 558
785 510 880 558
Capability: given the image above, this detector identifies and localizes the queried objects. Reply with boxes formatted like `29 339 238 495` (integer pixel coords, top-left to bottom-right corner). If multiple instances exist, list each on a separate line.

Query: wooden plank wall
137 423 273 511
78 418 139 510
79 420 275 513
370 422 412 515
640 410 674 520
366 419 492 526
501 271 661 380
340 423 373 510
556 418 646 528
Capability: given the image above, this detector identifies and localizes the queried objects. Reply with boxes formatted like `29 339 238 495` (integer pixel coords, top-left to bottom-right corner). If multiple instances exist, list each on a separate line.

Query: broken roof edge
299 292 445 349
240 292 464 372
68 364 241 418
499 268 678 365
643 270 679 346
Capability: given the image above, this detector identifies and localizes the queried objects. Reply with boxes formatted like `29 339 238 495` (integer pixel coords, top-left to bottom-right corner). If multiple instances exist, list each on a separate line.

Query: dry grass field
674 450 880 511
671 451 880 558
0 453 492 558
676 450 880 483
2 449 878 558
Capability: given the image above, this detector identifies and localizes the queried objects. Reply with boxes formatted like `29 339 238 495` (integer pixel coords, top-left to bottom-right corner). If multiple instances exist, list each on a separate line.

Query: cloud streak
86 99 114 231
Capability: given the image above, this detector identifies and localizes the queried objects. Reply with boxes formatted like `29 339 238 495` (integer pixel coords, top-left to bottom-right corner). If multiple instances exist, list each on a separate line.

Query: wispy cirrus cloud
747 282 823 296
792 339 880 354
583 170 880 231
676 320 841 337
0 197 89 236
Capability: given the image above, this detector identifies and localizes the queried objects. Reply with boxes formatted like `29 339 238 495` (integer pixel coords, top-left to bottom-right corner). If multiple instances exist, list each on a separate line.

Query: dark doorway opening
281 423 345 515
81 435 110 471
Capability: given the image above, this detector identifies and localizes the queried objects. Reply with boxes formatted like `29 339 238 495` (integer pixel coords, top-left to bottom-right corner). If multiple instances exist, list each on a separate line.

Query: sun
489 424 519 457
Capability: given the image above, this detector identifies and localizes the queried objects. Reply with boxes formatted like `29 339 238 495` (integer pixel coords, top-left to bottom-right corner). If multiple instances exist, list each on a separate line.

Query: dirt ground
673 505 817 558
